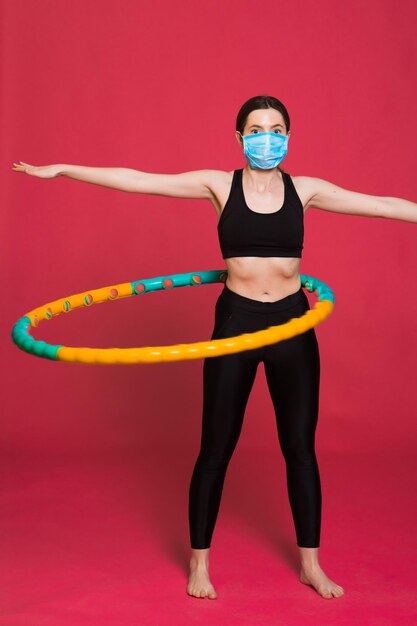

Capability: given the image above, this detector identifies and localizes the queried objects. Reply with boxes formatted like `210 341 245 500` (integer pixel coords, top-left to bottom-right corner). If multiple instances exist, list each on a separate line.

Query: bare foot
300 563 345 599
186 558 218 599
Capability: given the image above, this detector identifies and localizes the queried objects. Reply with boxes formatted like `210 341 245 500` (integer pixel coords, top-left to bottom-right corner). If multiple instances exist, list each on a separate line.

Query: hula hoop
11 270 335 364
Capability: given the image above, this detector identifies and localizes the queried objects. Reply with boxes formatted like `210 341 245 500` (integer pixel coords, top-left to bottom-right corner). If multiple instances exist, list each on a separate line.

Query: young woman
12 95 417 601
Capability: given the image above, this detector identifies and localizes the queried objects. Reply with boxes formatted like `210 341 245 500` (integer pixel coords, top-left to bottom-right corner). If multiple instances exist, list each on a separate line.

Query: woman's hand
12 161 62 178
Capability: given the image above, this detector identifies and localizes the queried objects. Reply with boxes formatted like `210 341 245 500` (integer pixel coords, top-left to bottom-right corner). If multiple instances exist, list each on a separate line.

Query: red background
1 0 417 623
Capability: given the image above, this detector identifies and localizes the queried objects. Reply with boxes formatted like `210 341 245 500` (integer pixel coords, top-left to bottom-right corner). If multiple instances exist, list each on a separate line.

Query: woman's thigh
199 298 265 458
262 308 321 453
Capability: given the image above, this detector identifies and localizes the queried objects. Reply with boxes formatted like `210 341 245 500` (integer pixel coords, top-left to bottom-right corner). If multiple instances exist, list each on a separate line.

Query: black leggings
189 281 321 549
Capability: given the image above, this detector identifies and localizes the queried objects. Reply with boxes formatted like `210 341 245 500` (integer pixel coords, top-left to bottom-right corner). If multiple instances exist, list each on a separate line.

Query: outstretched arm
301 176 417 223
12 161 218 200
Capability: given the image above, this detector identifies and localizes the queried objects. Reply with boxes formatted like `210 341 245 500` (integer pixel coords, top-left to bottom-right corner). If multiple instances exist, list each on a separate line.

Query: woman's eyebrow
249 123 283 129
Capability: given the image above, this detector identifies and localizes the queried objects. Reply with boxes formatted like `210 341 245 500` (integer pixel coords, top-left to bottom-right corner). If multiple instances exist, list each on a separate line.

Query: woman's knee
280 439 318 468
195 447 235 473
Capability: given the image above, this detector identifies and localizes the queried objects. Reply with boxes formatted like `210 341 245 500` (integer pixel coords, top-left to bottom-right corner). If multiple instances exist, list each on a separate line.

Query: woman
12 95 417 601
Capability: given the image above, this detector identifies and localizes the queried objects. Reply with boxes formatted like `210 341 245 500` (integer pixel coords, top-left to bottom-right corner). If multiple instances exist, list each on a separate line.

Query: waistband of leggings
220 281 305 313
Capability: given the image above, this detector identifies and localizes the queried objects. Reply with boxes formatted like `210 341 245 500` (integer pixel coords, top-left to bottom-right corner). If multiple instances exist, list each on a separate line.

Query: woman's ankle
298 546 320 568
190 547 210 565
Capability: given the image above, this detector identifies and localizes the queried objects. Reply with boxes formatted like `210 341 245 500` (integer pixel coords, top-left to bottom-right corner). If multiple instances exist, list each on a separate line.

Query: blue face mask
239 131 289 170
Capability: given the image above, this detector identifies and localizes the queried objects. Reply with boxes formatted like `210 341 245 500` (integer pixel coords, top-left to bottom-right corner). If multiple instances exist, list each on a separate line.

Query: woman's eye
250 129 282 134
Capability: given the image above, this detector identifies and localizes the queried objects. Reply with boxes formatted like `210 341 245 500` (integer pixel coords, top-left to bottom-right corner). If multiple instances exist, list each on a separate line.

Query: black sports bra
217 168 304 259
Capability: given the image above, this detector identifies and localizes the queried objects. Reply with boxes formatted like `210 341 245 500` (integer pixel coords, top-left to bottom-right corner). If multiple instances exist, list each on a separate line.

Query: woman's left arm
301 176 417 223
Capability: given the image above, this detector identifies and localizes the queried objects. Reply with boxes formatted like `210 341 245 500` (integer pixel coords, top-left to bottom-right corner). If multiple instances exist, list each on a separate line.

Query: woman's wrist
57 164 68 176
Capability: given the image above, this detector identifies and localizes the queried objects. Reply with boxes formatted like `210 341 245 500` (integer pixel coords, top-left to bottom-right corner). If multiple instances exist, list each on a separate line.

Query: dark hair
236 95 290 173
236 94 290 135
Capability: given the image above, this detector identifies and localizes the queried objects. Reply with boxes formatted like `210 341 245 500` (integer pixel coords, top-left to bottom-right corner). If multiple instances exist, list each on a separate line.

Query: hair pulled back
236 95 290 136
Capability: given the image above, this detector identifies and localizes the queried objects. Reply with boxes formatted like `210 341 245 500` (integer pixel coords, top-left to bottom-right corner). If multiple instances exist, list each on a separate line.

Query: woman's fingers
12 161 34 174
12 161 32 171
12 162 60 178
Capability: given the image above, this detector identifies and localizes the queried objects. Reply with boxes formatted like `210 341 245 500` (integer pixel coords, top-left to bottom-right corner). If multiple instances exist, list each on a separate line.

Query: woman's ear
235 131 243 146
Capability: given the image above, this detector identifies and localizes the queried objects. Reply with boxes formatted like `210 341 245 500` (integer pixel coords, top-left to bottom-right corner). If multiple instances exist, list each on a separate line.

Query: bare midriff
224 256 301 302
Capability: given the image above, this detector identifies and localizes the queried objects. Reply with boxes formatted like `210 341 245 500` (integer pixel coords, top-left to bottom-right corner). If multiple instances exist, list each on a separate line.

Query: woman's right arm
12 161 218 200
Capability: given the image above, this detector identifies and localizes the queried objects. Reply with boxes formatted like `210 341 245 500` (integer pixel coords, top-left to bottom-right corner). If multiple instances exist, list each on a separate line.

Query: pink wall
2 0 417 459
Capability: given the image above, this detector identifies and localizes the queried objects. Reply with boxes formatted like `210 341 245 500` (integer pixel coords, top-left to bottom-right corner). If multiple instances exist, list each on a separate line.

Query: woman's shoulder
205 170 237 217
288 173 329 192
205 169 235 194
286 174 320 213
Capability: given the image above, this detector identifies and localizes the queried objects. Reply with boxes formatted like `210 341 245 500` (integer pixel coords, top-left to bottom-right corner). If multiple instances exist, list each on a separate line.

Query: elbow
377 197 390 219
